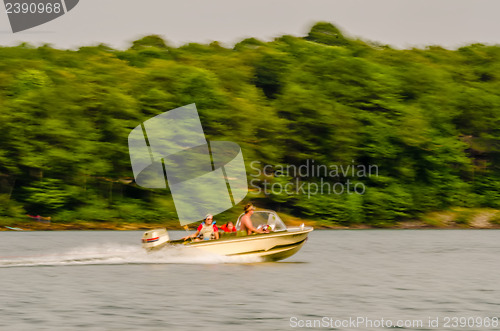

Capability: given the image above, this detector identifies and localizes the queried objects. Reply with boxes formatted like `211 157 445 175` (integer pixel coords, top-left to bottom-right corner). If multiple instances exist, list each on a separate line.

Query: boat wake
0 244 262 268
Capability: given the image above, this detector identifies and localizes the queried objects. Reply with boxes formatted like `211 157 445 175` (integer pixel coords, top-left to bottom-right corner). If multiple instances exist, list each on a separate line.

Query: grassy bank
278 208 500 229
2 208 500 231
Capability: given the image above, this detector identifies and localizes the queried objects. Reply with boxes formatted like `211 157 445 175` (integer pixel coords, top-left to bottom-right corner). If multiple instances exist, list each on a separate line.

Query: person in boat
220 221 237 233
182 214 219 241
239 203 269 235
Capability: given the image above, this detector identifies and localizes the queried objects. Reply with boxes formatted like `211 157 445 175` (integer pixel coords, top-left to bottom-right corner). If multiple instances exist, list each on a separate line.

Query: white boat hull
143 227 313 262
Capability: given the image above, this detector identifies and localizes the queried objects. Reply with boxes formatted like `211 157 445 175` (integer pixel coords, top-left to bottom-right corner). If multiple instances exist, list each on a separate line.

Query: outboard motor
142 228 170 250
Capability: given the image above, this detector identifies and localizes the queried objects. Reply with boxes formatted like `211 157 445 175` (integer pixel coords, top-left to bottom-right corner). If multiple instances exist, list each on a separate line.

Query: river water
1 230 499 330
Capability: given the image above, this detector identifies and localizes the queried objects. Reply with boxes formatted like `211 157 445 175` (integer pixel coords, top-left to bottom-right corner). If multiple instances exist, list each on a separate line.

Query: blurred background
2 1 500 230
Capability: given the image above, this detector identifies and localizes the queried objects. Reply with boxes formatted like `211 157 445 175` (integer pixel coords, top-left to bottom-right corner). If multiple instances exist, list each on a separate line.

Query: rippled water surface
1 230 499 330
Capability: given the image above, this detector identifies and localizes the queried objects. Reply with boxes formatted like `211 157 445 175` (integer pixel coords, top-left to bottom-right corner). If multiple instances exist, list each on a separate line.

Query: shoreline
2 220 500 231
2 208 500 231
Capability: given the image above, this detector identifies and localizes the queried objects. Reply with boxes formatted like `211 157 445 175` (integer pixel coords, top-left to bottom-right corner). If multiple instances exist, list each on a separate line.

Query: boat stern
142 228 169 250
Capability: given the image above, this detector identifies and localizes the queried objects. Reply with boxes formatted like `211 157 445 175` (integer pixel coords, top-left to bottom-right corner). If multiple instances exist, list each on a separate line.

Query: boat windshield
235 210 287 232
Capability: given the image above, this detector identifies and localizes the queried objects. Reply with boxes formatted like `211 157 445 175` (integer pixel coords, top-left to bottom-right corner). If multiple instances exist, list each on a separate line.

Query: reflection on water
1 230 499 330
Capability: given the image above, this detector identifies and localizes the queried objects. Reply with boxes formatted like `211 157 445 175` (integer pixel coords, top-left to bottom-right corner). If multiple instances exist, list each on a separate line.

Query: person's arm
182 230 200 240
252 227 265 234
242 217 264 234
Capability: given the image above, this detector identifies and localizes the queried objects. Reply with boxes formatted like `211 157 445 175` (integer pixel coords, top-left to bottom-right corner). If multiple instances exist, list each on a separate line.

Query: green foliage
489 212 500 225
454 210 474 225
56 201 118 222
253 50 290 98
131 35 169 50
1 24 500 227
362 186 413 227
305 22 349 46
0 194 25 218
422 216 446 228
24 179 72 212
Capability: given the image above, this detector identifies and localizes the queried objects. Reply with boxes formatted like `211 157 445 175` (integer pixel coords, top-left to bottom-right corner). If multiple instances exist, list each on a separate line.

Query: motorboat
141 210 313 262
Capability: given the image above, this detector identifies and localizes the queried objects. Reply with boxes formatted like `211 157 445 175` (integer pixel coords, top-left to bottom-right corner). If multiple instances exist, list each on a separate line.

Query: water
1 230 499 331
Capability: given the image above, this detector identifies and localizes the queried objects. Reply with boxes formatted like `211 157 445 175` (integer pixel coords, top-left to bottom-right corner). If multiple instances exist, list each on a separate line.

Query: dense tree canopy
1 22 500 227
